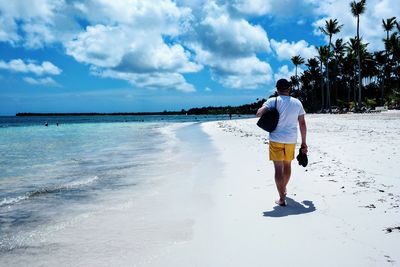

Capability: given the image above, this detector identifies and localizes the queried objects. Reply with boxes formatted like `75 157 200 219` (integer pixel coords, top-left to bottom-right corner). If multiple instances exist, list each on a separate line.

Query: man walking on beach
256 79 307 206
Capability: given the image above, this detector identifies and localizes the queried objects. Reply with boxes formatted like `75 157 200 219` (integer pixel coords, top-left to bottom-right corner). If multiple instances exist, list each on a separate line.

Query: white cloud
228 0 316 18
21 23 56 49
374 0 400 19
77 0 193 36
185 2 273 89
273 65 297 82
0 0 70 48
198 2 271 57
65 0 274 91
93 68 195 93
23 76 60 87
0 59 62 76
115 34 201 73
0 0 193 50
0 0 275 91
271 39 317 61
66 25 130 68
230 0 272 17
0 0 64 20
205 87 212 92
0 15 20 44
205 54 273 89
200 14 271 57
63 0 200 91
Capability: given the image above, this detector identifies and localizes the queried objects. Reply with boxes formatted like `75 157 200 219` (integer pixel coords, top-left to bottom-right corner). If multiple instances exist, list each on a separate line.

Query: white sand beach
2 112 400 267
148 111 400 266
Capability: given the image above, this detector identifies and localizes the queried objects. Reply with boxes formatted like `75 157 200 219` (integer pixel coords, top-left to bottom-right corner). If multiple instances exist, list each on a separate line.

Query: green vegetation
16 99 266 116
290 0 400 112
184 99 265 115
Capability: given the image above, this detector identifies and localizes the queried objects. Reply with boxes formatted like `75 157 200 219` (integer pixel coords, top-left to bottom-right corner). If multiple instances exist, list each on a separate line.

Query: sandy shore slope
153 111 400 267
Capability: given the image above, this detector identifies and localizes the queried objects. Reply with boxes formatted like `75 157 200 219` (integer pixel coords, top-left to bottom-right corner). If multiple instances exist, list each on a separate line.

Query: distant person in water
44 122 48 127
256 79 308 206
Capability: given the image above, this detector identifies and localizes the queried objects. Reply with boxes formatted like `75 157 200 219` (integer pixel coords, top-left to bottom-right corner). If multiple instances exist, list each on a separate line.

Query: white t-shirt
263 95 305 144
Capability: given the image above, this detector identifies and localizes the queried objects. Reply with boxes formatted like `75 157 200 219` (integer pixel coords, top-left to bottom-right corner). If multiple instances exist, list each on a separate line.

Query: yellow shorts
269 141 296 161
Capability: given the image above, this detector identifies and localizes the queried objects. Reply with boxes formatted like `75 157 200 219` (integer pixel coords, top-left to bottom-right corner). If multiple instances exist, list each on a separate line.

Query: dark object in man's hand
296 148 308 167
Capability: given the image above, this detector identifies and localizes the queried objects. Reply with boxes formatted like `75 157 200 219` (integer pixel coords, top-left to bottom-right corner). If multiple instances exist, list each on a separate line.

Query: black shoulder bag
257 97 279 132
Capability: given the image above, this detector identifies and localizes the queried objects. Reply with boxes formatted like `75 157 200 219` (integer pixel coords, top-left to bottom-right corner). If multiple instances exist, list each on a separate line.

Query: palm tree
350 0 366 109
306 58 320 109
382 17 397 105
332 38 346 104
290 9 400 112
373 51 386 104
290 75 300 94
347 37 368 105
320 19 343 112
291 55 305 90
291 55 305 79
306 58 319 71
383 17 397 41
317 46 331 111
333 39 346 59
385 32 400 94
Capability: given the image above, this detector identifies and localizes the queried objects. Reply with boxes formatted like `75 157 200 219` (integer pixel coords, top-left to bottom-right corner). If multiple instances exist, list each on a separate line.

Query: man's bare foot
275 199 287 206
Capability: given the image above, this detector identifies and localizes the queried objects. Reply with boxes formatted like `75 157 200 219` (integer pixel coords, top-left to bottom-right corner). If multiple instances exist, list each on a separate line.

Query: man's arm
256 106 266 117
298 114 307 153
256 100 269 117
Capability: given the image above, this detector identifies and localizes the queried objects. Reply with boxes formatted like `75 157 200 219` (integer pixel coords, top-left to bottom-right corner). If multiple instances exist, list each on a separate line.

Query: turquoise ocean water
0 115 235 256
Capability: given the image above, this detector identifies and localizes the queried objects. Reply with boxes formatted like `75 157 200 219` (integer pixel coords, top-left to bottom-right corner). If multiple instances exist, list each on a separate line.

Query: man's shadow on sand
263 197 316 217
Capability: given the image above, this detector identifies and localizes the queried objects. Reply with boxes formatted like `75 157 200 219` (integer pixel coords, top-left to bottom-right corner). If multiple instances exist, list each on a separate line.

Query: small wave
0 195 30 207
65 175 99 188
0 176 99 208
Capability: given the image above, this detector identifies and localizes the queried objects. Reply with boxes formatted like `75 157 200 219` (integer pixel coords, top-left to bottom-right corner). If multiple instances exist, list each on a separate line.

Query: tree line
289 0 399 113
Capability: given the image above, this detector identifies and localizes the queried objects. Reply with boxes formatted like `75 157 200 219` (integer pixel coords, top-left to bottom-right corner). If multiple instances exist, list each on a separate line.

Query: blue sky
0 0 398 115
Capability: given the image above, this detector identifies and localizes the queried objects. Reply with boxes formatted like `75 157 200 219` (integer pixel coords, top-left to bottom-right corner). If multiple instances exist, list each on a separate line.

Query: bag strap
275 97 278 108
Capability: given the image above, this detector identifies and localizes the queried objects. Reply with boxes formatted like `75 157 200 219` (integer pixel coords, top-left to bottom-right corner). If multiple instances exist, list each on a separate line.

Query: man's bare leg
273 161 286 205
283 160 292 195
